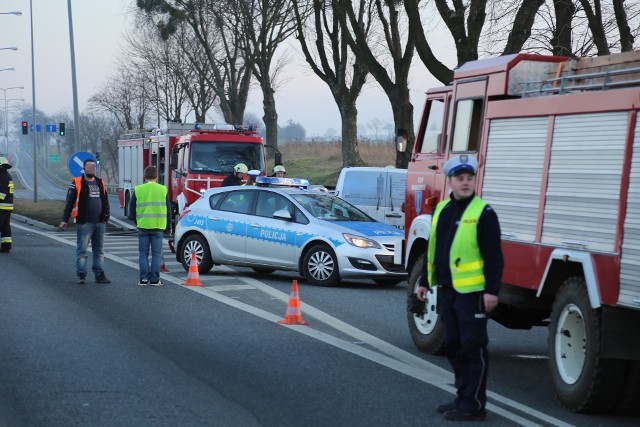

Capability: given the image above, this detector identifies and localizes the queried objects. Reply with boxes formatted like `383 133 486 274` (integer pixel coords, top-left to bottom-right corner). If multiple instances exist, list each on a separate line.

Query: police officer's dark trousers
441 285 489 414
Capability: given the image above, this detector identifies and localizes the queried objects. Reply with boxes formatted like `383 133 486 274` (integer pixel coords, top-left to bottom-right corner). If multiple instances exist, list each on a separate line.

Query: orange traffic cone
182 252 204 286
278 280 308 325
160 253 169 272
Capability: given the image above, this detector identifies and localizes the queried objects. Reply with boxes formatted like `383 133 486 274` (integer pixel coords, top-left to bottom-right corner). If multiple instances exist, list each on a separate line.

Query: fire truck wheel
302 244 340 286
180 234 213 274
406 253 446 355
548 277 626 413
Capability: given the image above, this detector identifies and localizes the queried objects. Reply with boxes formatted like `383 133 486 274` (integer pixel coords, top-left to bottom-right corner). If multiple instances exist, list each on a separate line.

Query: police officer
0 157 14 253
272 165 286 178
222 163 248 187
128 166 172 286
416 154 503 422
245 169 260 185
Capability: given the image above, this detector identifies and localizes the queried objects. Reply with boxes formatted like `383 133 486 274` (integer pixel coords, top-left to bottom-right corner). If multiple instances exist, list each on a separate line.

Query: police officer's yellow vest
134 182 168 229
427 197 487 293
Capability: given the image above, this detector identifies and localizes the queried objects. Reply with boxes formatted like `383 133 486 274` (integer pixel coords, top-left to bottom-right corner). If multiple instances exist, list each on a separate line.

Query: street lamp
0 47 18 51
0 68 15 72
0 12 22 16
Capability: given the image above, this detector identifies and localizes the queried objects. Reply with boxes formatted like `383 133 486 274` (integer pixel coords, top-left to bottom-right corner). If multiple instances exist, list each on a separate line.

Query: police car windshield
292 193 372 222
190 141 265 174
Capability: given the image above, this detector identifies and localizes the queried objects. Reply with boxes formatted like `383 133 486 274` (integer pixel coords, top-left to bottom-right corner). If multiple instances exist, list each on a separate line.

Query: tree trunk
262 86 279 151
339 102 365 168
552 0 574 56
389 79 414 169
579 0 610 55
613 0 635 52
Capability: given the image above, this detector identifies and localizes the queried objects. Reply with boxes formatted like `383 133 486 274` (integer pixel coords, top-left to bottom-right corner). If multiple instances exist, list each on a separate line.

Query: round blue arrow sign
68 152 98 178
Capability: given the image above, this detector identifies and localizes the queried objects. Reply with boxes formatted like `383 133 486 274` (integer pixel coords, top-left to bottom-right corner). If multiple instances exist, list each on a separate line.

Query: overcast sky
0 0 452 137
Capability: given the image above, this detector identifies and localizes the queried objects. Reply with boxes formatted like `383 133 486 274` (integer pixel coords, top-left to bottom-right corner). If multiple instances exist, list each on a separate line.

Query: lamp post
67 0 80 153
30 0 38 202
0 87 24 154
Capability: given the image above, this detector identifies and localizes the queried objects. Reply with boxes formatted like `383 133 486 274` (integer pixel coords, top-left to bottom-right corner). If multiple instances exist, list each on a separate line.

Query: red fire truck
402 51 640 413
117 122 272 221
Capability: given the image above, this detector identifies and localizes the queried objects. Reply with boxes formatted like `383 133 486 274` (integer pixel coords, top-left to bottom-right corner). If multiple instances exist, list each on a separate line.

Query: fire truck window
420 99 445 153
451 99 483 152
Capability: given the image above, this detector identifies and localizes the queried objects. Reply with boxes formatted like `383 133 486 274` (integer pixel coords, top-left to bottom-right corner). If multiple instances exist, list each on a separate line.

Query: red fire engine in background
118 122 275 223
401 51 640 414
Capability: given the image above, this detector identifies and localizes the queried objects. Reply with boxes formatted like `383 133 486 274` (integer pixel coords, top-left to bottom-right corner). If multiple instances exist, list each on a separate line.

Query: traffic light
59 122 65 137
21 121 28 135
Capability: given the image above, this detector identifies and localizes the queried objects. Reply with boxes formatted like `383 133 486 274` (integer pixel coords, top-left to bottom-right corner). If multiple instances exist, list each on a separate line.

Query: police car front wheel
180 234 214 274
302 244 340 287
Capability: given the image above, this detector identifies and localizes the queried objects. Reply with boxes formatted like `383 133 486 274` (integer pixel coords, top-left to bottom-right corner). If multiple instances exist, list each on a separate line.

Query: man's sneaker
138 280 148 286
443 408 486 422
77 274 86 284
149 280 163 287
436 402 457 414
95 273 111 284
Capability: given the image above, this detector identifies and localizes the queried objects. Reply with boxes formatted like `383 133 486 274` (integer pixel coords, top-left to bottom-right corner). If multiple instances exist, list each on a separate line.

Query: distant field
279 140 396 187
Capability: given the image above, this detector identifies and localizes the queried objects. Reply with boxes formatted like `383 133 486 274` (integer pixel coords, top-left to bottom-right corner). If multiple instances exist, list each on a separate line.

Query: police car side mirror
273 209 292 221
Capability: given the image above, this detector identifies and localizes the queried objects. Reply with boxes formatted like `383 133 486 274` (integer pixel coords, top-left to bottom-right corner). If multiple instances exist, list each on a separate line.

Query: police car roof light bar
255 176 309 188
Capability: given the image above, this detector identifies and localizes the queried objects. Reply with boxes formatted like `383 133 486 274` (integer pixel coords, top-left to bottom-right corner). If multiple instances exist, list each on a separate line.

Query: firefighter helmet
234 163 248 174
273 165 286 174
0 157 11 169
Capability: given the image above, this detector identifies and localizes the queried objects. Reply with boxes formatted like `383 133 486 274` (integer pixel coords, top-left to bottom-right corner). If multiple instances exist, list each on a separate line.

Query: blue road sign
36 124 42 132
46 124 56 132
68 152 97 178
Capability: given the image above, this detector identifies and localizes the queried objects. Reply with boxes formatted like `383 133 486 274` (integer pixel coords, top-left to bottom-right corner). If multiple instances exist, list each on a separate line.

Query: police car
173 177 406 286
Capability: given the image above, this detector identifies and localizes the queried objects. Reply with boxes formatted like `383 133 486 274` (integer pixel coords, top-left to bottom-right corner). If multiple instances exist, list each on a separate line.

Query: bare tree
613 0 636 51
137 0 253 124
231 0 298 151
292 0 368 167
334 0 416 168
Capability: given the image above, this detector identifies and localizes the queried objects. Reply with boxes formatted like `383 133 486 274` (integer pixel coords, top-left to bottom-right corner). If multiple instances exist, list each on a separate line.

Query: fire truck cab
118 123 272 225
403 51 640 414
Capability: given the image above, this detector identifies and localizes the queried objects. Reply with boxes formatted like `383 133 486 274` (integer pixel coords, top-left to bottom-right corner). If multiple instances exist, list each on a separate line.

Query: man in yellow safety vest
128 166 172 286
416 154 503 422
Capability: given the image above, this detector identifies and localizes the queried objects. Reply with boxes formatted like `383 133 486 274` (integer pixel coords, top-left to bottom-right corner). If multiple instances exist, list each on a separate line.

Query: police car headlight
343 233 381 249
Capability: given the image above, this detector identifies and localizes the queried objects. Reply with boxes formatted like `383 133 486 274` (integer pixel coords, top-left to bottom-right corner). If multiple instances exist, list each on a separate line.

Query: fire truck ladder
521 65 640 98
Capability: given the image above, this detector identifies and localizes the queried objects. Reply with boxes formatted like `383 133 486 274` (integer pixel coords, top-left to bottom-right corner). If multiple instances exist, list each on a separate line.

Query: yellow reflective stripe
453 260 484 273
1 237 11 243
0 192 6 198
137 213 166 218
137 201 165 207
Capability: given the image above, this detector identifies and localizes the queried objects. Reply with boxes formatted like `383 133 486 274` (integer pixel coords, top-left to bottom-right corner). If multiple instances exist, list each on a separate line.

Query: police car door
211 189 254 262
247 191 298 267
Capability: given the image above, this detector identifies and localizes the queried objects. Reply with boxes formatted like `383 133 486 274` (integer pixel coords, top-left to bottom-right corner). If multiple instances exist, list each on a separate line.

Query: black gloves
408 293 426 319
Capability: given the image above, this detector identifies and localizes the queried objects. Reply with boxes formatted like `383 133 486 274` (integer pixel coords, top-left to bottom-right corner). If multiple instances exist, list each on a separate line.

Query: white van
335 167 407 229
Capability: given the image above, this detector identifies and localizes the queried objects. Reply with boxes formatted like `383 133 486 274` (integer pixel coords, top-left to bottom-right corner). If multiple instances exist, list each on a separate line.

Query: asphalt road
1 224 639 427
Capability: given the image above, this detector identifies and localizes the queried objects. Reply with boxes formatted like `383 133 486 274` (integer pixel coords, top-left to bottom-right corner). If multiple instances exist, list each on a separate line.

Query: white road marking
14 222 574 427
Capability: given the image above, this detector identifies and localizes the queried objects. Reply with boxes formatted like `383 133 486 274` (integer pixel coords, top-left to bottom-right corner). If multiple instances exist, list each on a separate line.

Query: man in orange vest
59 159 111 284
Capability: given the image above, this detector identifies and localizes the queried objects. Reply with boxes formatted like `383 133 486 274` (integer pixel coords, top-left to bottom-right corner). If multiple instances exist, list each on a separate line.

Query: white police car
173 177 406 286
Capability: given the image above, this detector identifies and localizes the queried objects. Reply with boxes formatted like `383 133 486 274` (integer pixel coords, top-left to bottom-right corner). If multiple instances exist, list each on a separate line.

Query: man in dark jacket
416 155 503 422
0 156 14 252
59 159 111 284
221 163 248 187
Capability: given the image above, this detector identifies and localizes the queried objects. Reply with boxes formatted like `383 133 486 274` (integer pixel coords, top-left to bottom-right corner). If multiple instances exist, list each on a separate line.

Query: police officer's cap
443 155 478 177
247 169 260 178
0 157 11 169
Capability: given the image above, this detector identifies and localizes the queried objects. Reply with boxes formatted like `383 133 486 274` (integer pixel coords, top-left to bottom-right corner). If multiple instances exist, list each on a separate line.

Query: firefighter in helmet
222 163 248 187
0 156 14 252
272 164 286 178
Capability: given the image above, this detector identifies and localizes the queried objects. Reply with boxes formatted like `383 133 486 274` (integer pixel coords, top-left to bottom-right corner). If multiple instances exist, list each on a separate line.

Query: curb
11 213 58 232
11 214 128 233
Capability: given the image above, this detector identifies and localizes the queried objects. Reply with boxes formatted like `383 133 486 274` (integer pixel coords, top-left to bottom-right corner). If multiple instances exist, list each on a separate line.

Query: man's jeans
76 222 106 276
138 229 164 282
